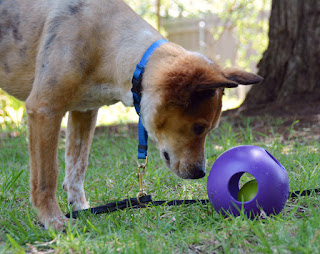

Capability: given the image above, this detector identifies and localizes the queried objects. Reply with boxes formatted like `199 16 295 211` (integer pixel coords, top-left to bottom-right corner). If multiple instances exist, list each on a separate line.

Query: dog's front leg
63 110 98 211
26 99 67 230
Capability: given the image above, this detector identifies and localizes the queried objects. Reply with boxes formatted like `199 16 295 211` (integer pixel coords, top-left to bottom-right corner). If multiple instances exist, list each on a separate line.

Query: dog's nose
190 166 206 179
192 170 206 179
163 151 170 162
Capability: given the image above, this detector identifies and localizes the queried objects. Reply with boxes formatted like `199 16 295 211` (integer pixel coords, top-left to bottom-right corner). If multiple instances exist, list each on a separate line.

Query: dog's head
141 46 262 179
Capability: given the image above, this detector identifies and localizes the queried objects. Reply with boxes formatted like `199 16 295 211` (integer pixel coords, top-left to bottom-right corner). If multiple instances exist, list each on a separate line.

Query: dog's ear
161 56 262 107
222 68 263 85
196 68 263 91
195 77 239 91
162 62 239 106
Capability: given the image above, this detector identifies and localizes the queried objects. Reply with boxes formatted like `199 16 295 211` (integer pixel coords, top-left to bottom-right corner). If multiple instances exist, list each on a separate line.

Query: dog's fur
0 0 262 229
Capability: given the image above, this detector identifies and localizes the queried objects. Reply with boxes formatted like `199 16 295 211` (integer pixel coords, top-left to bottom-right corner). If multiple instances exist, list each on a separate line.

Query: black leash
289 188 320 198
66 195 209 219
66 188 320 219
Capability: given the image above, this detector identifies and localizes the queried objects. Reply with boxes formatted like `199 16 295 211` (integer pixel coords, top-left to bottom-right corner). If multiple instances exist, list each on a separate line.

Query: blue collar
131 39 169 160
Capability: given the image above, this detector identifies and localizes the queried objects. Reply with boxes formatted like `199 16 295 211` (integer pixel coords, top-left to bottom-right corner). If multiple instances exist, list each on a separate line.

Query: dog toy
237 179 258 202
207 145 289 218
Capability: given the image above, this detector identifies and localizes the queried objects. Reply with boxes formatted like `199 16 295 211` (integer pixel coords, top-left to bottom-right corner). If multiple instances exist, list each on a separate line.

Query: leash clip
136 157 148 205
137 156 148 169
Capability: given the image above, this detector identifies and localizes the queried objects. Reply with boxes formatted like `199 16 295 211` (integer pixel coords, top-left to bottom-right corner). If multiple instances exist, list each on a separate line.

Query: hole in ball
238 172 256 189
228 172 258 203
237 173 258 202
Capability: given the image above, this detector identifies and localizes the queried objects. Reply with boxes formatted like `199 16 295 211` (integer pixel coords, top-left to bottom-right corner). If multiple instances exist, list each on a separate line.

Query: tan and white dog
0 0 262 229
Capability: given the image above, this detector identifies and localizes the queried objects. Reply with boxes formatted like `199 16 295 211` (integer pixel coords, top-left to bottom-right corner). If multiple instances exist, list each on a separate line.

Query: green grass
0 115 320 253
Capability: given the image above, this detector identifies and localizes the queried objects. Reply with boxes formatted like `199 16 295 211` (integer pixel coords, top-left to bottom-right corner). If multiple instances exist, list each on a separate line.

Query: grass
0 114 320 253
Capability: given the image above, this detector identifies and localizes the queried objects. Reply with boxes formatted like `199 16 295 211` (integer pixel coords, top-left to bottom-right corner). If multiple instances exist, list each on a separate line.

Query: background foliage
0 90 25 130
126 0 271 70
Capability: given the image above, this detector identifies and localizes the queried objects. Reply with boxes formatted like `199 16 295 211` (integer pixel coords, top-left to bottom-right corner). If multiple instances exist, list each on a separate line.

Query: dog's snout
179 164 206 179
187 163 206 179
163 151 170 161
191 168 206 179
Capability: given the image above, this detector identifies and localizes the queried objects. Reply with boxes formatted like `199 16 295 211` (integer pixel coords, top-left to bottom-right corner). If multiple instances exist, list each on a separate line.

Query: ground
223 101 320 142
1 101 320 253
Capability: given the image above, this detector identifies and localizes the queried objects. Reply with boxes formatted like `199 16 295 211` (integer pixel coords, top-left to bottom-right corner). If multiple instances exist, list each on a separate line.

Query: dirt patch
224 101 320 119
223 102 320 142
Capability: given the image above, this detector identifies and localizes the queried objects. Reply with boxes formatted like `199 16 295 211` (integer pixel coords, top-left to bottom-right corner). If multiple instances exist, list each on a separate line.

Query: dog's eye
193 123 206 135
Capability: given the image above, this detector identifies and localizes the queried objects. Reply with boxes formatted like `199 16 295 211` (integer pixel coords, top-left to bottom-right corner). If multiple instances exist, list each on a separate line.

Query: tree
242 0 320 109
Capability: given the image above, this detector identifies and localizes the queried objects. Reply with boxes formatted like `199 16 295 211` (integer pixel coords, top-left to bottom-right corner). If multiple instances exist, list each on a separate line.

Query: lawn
0 114 319 253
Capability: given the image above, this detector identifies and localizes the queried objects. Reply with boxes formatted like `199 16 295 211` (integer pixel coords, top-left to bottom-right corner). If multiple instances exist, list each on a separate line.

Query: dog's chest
72 83 132 111
72 84 120 110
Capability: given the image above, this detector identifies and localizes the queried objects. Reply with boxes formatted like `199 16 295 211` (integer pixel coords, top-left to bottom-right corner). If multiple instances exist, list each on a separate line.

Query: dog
0 0 263 229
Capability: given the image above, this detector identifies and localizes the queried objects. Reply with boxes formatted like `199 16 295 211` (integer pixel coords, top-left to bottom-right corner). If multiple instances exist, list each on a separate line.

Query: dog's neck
137 43 188 141
94 1 164 106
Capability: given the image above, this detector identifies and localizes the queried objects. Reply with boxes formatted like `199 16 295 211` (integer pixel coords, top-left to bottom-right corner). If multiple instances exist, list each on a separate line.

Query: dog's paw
37 202 70 231
69 199 90 211
42 215 70 231
63 181 89 210
67 191 90 211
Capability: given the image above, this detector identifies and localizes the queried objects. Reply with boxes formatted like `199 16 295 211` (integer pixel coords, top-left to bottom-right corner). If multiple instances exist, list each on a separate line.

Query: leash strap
289 188 320 198
66 195 209 219
131 39 169 159
66 188 320 219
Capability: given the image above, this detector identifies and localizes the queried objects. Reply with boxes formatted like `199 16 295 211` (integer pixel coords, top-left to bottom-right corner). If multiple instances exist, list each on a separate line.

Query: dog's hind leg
63 109 98 211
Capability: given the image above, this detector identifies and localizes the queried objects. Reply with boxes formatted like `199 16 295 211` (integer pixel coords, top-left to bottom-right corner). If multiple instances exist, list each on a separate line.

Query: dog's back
0 0 160 104
0 0 48 100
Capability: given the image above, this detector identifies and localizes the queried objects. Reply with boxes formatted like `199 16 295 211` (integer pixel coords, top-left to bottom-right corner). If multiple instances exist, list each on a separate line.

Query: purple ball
207 145 289 218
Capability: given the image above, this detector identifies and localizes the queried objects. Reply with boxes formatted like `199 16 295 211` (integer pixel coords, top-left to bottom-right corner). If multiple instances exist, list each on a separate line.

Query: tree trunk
242 0 320 108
